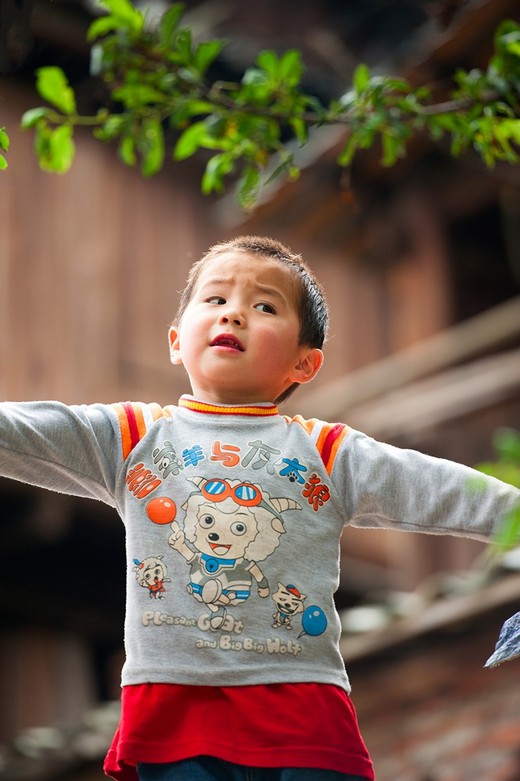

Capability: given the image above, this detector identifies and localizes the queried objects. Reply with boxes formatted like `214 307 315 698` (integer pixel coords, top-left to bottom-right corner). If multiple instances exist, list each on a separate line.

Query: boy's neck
182 393 278 408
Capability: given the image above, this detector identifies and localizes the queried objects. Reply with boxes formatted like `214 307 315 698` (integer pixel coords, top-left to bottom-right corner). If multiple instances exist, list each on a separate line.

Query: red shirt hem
103 683 374 781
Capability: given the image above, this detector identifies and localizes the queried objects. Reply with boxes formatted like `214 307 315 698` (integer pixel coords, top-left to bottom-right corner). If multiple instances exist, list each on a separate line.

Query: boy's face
168 251 323 404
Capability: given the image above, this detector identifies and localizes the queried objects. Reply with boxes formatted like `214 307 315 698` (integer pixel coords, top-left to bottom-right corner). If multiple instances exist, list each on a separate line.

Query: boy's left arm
338 428 520 542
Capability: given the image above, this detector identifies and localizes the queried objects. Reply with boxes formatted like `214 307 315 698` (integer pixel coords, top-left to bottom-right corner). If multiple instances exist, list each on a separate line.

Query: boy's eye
206 296 226 305
254 302 276 314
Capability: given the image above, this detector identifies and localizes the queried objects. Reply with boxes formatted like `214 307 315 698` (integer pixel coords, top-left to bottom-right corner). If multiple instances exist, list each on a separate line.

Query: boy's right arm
0 400 120 507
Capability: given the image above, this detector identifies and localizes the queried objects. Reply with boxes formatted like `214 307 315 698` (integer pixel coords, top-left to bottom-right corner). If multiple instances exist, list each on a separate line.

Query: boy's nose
218 308 244 327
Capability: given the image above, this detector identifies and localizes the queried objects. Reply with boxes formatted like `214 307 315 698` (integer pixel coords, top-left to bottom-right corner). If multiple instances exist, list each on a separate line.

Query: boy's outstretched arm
337 428 520 542
0 400 120 506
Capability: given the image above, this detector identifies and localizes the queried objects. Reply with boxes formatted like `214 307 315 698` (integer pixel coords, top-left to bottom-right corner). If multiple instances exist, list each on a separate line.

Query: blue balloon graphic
299 605 327 638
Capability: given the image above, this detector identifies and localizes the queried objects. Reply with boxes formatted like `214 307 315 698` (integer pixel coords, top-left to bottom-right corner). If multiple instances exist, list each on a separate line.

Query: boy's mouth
210 333 245 351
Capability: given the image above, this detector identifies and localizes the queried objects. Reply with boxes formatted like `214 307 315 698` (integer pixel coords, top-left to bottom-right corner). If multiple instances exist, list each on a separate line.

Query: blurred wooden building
0 0 519 778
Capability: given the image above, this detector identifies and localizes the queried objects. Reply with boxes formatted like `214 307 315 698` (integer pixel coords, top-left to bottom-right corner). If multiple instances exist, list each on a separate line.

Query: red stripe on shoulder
320 423 348 474
122 402 141 454
113 402 171 459
286 415 348 474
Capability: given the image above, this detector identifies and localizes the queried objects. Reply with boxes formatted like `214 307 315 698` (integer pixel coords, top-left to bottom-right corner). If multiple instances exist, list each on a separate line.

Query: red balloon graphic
146 496 177 524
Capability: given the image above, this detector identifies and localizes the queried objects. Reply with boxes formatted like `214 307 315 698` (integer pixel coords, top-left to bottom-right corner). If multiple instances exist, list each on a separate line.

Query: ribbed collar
178 395 279 417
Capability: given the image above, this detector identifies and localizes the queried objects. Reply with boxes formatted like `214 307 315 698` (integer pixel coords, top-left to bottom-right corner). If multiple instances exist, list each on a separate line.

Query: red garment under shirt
104 682 374 780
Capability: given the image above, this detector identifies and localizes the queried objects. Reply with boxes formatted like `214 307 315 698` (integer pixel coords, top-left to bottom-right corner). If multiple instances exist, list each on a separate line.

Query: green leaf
427 113 459 134
242 67 269 87
52 125 75 171
113 84 167 109
278 49 304 87
173 121 211 160
159 3 185 48
353 63 371 95
87 0 144 40
20 107 52 129
88 16 123 41
504 38 520 58
35 67 76 115
236 165 261 209
493 506 520 552
381 131 399 166
495 20 520 55
382 77 411 93
264 149 294 185
0 127 9 151
93 113 126 141
35 124 75 173
175 28 192 62
498 119 520 144
494 428 520 465
201 152 234 194
239 69 273 103
480 463 520 488
139 117 165 176
337 133 359 166
0 154 7 170
256 50 279 79
289 116 307 144
168 100 216 127
193 40 224 75
119 134 137 166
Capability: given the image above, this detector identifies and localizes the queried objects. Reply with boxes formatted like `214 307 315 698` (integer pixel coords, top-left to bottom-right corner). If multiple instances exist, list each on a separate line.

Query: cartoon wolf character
272 582 307 630
168 477 301 629
133 555 171 599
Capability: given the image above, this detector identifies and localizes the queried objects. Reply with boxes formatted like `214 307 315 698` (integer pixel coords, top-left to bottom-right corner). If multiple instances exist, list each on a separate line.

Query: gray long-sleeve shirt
1 395 518 692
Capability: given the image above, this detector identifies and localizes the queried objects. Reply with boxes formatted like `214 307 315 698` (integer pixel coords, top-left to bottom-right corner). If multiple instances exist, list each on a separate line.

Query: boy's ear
168 326 183 365
291 347 324 385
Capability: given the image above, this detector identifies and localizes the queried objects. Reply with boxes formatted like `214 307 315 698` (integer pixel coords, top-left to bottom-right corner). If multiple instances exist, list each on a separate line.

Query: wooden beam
296 296 520 421
341 572 520 662
349 347 520 440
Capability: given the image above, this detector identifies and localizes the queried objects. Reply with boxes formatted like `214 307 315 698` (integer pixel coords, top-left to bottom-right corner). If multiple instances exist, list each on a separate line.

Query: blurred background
0 0 520 778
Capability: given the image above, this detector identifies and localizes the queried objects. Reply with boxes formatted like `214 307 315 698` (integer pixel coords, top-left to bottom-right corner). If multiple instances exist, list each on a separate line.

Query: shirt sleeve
0 400 121 508
334 427 520 541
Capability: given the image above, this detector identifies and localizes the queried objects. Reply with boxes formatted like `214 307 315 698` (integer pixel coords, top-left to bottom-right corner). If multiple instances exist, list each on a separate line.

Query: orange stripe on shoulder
112 402 171 459
133 404 147 444
315 423 331 454
288 416 348 475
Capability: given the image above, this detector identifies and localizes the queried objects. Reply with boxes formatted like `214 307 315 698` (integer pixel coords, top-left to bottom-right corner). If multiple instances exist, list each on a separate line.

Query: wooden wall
0 83 215 406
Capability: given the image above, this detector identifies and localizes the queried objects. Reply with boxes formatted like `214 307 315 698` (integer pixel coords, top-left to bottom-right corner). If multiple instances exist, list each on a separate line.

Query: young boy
0 235 518 781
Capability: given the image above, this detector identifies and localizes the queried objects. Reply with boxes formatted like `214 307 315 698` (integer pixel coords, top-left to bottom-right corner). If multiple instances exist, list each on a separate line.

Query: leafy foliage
3 1 520 207
0 127 9 170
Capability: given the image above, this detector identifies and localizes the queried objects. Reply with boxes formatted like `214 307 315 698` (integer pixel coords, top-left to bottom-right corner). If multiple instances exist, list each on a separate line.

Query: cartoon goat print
133 555 171 599
168 477 301 630
272 583 307 630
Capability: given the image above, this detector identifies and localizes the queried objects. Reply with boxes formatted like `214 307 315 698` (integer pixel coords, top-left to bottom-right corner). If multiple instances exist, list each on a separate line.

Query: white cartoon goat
168 477 300 629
